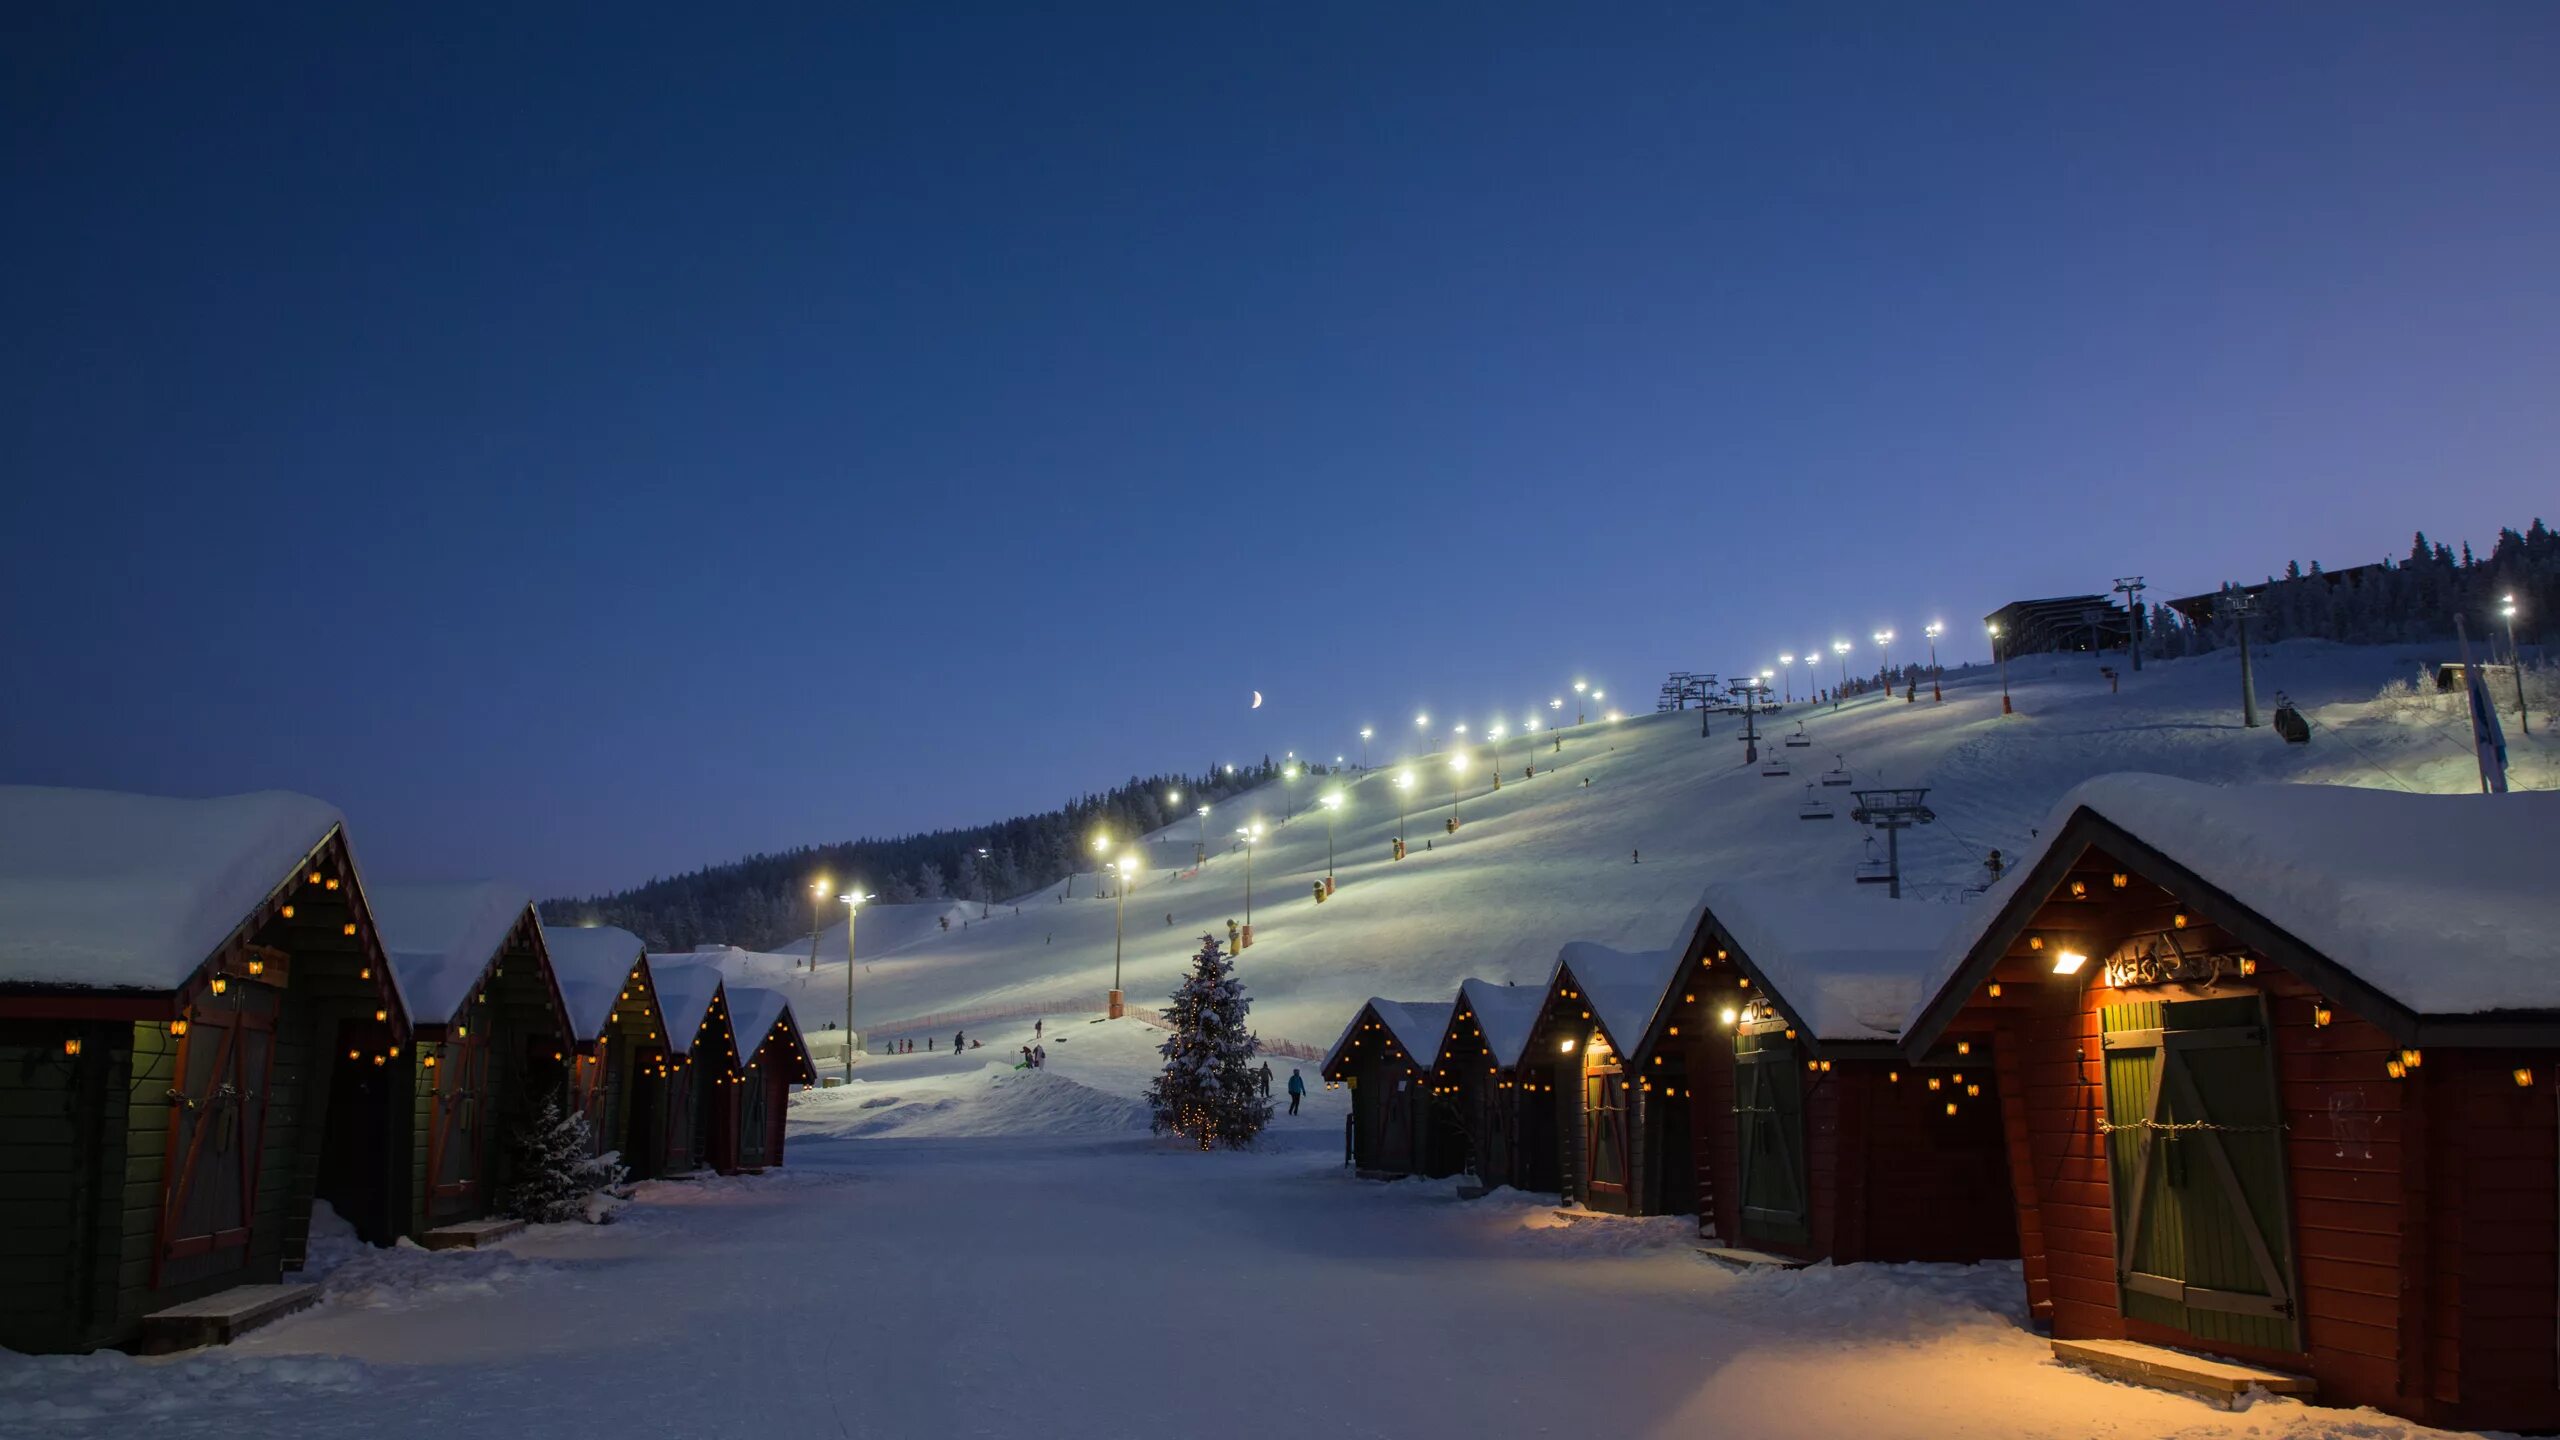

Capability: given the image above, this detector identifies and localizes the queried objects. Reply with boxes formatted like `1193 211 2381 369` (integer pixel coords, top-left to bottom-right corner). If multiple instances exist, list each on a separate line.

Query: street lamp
1874 630 1895 694
1524 715 1542 773
1485 723 1505 790
1574 680 1588 725
1832 640 1852 709
1091 833 1111 898
2504 594 2531 735
1395 768 1414 846
1283 763 1300 821
806 878 832 973
1112 854 1136 1008
975 847 992 918
1194 804 1210 867
839 890 865 1080
1319 790 1343 880
1988 621 2012 714
1359 727 1373 770
1448 752 1469 824
1778 654 1795 703
1924 622 1944 702
1237 823 1264 942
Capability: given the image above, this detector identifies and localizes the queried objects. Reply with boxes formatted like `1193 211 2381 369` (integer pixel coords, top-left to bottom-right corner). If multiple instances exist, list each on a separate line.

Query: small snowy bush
1146 935 1273 1150
499 1097 627 1224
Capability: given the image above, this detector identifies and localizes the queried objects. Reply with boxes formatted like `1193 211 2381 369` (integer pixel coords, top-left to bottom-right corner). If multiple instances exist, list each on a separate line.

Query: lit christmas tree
1147 933 1273 1149
499 1095 628 1223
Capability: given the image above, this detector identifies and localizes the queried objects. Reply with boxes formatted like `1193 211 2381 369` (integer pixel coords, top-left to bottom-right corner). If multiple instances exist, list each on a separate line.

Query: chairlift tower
1737 678 1768 763
1848 787 1936 900
2112 576 2148 671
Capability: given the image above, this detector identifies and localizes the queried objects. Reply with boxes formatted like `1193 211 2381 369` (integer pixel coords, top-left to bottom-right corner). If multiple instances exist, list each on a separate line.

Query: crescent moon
1251 691 1264 709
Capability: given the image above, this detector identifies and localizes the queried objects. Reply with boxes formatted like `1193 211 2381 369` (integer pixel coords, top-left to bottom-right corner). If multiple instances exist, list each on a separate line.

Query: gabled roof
647 960 727 1055
370 880 536 1026
541 924 649 1040
1323 997 1454 1076
0 786 344 991
1553 938 1687 1055
727 985 815 1082
1445 978 1545 1069
1905 774 2560 1050
1693 882 1965 1047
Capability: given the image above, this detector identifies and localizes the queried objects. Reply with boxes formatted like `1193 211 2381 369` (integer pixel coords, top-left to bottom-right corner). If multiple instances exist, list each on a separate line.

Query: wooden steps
420 1217 526 1251
139 1284 317 1354
1696 1245 1809 1270
2051 1338 2315 1409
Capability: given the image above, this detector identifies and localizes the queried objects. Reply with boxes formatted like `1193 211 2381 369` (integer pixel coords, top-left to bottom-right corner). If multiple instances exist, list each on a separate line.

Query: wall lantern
2516 1068 2536 1088
63 1037 82 1057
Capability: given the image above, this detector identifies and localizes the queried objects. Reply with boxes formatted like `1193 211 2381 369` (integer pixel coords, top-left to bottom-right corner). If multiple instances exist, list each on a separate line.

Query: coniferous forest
539 760 1297 951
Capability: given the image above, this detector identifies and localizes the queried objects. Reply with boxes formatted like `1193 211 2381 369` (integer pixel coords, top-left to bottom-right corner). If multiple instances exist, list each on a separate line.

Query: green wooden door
2101 996 2299 1353
1734 1028 1808 1245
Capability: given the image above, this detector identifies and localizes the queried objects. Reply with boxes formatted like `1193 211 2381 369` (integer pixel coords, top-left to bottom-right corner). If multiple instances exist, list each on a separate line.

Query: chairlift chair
1798 784 1834 821
1820 754 1854 788
1854 834 1893 884
1784 721 1811 749
1760 752 1793 778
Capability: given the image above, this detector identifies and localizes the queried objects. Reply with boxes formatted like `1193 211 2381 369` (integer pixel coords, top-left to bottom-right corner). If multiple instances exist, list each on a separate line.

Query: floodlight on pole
1283 763 1301 821
2503 594 2531 735
1111 854 1137 998
839 890 865 1080
1485 723 1505 790
806 877 832 974
1319 790 1343 879
1779 654 1796 703
1874 630 1895 692
1237 823 1264 933
1194 804 1211 867
1989 621 2012 714
1832 640 1853 709
1395 769 1414 844
1924 622 1944 702
1359 727 1373 770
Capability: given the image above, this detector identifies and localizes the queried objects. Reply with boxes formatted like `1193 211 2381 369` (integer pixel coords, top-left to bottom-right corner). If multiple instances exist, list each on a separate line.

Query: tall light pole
1091 833 1111 898
1359 727 1373 771
1924 622 1944 702
1485 723 1505 790
1778 654 1795 703
807 878 832 973
1111 854 1135 1010
975 847 992 918
1548 697 1564 750
1395 769 1414 846
2504 594 2531 735
1237 822 1263 942
1320 790 1342 880
2229 590 2261 729
1573 680 1588 725
1283 763 1300 821
1832 640 1852 709
1989 621 2012 714
1448 752 1469 824
1874 630 1895 695
839 890 864 1080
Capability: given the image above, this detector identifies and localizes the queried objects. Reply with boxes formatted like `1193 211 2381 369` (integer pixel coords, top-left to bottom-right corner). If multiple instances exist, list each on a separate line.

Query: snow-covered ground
0 1011 2490 1438
711 642 2550 1068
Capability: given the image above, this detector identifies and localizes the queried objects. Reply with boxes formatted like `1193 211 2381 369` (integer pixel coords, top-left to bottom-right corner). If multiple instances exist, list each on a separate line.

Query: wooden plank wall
0 1020 127 1353
2444 1048 2559 1431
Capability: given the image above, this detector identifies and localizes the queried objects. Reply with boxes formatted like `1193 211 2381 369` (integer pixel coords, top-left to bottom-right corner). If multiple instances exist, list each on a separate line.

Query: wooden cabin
722 986 815 1173
1901 776 2560 1430
644 961 741 1177
0 787 414 1352
1629 883 2017 1262
1517 936 1695 1216
1320 999 1456 1178
539 925 668 1173
371 883 573 1239
1426 979 1554 1194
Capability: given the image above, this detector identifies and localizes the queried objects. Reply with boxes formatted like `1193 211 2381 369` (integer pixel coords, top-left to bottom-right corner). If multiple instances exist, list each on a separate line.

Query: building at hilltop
1983 596 2132 657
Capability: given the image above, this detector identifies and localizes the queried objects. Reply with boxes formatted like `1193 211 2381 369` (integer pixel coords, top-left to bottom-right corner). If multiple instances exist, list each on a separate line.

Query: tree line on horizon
538 759 1295 952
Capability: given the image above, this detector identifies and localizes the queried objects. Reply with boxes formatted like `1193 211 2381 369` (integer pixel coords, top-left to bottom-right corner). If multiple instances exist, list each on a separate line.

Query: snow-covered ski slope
705 641 2549 1055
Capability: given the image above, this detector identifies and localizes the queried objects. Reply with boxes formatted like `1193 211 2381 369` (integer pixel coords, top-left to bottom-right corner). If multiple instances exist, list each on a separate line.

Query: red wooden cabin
1320 999 1456 1178
721 986 815 1173
1517 937 1694 1216
1902 776 2560 1430
372 882 574 1238
1630 883 2017 1262
644 961 741 1176
540 926 669 1172
1426 979 1555 1194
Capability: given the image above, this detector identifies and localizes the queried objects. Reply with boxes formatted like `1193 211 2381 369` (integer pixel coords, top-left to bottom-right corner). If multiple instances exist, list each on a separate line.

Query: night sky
6 4 2555 896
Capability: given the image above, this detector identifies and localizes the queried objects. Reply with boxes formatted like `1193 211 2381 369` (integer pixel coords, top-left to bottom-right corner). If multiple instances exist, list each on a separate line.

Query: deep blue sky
6 4 2555 896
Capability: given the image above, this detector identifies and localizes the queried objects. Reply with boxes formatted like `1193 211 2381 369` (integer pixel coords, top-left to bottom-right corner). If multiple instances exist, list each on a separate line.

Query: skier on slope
954 1030 964 1053
1286 1068 1306 1115
1035 1018 1044 1040
1258 1061 1272 1094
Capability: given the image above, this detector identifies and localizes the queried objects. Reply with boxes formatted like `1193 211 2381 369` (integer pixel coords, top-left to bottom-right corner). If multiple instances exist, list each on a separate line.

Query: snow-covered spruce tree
1147 934 1272 1150
499 1096 627 1224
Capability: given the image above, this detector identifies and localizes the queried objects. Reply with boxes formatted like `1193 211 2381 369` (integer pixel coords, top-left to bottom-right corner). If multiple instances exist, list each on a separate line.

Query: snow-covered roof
1917 774 2560 1026
726 985 791 1057
541 924 646 1039
1696 882 1965 1044
1325 997 1454 1073
369 881 533 1026
648 960 726 1055
0 786 344 992
1452 978 1545 1068
1555 939 1687 1053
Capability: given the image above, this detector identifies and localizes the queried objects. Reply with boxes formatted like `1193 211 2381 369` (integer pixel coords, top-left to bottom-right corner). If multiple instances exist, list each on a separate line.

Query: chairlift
1760 751 1793 778
1820 754 1854 788
1784 721 1811 749
1798 784 1834 821
1854 835 1893 884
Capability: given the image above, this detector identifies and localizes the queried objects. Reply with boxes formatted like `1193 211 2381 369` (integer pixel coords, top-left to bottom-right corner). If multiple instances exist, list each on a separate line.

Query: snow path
2 1032 2477 1440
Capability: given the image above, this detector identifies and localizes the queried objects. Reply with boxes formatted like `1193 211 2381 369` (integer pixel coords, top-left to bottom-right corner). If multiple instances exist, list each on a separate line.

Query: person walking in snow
1286 1068 1306 1115
1311 880 1326 904
954 1030 964 1053
1632 849 1640 864
1258 1061 1272 1094
1226 918 1241 951
1035 1018 1044 1040
1164 912 1173 927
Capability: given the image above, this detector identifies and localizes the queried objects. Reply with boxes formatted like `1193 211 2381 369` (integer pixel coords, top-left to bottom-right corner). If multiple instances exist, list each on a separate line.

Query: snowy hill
699 641 2548 1068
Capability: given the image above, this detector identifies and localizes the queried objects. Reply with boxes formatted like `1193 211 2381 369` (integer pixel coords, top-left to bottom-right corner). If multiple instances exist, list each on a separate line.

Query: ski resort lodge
0 787 815 1355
